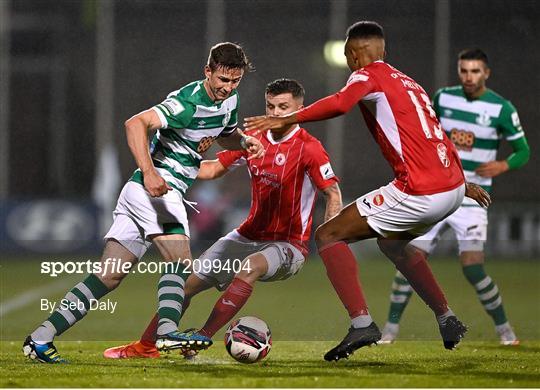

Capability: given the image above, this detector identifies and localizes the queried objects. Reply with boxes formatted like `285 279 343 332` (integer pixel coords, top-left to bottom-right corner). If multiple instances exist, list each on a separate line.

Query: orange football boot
103 341 160 359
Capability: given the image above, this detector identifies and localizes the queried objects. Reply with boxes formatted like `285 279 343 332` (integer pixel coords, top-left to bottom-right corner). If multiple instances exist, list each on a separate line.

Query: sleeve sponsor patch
160 98 185 116
511 112 522 129
347 72 369 85
319 162 335 180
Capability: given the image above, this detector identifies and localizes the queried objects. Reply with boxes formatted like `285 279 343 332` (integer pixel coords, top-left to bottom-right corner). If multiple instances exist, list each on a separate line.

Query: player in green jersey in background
23 42 264 363
380 48 530 345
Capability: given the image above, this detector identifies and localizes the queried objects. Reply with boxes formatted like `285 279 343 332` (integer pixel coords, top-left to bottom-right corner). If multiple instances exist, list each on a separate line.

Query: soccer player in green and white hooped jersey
380 48 530 345
22 42 264 363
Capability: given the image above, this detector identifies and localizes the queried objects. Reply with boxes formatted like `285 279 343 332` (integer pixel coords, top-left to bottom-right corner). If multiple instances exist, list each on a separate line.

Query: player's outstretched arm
125 109 171 197
244 81 370 132
243 113 297 133
197 160 228 180
322 183 343 222
217 128 264 159
465 183 491 208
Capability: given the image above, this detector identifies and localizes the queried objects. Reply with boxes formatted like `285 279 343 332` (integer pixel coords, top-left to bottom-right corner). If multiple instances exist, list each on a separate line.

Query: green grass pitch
1 255 539 387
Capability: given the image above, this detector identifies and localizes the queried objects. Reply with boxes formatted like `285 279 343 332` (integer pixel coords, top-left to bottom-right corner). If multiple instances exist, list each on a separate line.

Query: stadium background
1 0 539 347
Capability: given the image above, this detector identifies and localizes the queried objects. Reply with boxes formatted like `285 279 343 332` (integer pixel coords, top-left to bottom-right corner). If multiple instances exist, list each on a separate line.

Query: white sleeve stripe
152 106 168 129
506 132 524 141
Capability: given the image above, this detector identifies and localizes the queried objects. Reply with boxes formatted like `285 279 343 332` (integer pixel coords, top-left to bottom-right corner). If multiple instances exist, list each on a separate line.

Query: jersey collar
266 125 301 145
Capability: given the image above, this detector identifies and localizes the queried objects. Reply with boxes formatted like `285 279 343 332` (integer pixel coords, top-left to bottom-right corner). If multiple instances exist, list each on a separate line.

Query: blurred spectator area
1 0 539 256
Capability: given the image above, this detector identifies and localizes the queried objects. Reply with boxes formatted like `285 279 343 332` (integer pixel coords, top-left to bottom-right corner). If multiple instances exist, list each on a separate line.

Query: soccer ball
224 316 272 363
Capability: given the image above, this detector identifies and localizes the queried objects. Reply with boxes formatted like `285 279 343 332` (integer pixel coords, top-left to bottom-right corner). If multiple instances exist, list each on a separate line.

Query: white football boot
496 322 520 346
379 322 399 344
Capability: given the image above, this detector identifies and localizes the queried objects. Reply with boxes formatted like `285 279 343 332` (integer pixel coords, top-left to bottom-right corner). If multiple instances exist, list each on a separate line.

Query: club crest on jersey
275 153 286 166
222 110 231 126
475 111 491 126
437 143 450 167
373 194 384 206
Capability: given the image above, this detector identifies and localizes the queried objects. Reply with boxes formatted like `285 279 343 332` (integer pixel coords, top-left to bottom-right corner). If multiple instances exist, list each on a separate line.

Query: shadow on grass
74 357 540 384
476 344 540 353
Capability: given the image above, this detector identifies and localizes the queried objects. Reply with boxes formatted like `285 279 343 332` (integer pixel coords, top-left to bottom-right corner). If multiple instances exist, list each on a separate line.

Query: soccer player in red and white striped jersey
218 124 339 255
103 79 342 359
245 21 490 361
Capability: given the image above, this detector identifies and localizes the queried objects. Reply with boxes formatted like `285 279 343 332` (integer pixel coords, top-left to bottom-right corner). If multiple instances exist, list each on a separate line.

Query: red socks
200 278 254 337
394 248 449 316
318 241 369 318
140 313 159 346
140 298 192 346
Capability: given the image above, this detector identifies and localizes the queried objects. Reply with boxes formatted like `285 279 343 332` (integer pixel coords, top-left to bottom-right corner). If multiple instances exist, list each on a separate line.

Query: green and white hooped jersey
434 86 525 205
130 80 238 193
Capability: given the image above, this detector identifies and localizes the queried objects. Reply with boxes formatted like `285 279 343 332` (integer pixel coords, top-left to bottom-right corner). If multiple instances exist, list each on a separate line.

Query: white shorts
355 182 466 238
411 205 488 254
194 230 305 290
104 181 190 258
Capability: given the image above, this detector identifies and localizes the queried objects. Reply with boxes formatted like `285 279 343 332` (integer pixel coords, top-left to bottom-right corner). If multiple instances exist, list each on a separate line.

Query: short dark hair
458 48 489 65
265 78 305 100
207 42 253 71
346 21 384 40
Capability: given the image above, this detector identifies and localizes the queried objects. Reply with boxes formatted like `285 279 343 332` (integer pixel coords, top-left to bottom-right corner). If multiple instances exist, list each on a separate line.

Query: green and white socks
381 264 517 343
387 271 414 322
380 271 413 342
31 274 109 344
462 264 508 325
156 263 189 336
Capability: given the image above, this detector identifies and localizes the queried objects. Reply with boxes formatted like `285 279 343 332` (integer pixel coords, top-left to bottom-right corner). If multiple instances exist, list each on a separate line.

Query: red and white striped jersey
217 126 338 254
297 61 464 195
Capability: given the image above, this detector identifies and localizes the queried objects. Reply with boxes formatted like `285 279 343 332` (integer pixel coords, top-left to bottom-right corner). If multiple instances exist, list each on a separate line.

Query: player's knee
96 272 124 290
236 258 265 284
377 239 410 266
315 223 340 247
376 238 395 259
184 284 195 299
460 251 484 266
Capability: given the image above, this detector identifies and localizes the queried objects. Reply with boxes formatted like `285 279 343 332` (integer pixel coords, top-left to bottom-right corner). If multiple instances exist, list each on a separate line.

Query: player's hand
143 169 172 197
475 160 509 178
244 115 291 133
243 135 265 160
465 182 491 208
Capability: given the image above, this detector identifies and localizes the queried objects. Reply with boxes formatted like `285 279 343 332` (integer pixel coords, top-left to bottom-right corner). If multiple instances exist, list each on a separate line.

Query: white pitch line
0 277 77 317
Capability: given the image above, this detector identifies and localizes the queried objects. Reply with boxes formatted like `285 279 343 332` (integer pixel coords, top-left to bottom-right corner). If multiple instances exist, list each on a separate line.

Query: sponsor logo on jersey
436 143 450 167
362 198 371 209
161 98 185 116
511 112 522 130
250 165 259 176
347 72 369 84
319 162 335 180
275 153 286 166
260 171 280 188
197 136 216 153
475 111 491 126
223 110 232 126
373 194 384 206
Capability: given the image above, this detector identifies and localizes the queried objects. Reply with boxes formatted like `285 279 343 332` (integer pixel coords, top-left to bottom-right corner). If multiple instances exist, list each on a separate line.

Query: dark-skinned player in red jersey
245 21 491 361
